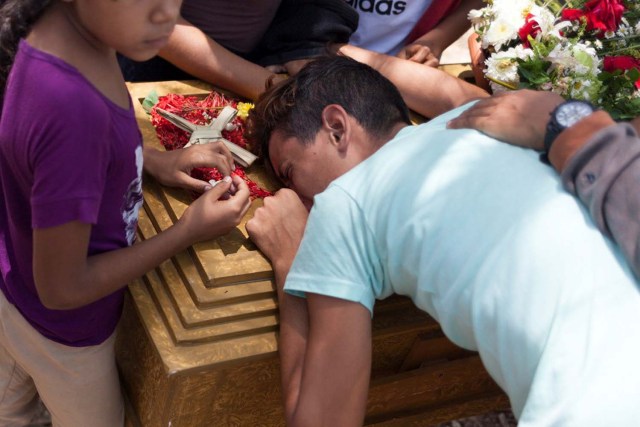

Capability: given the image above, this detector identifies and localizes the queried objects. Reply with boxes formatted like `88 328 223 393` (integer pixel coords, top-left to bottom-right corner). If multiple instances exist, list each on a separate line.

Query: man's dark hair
246 55 412 165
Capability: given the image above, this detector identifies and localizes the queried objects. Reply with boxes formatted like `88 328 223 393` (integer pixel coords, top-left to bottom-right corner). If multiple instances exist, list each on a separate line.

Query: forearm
273 261 310 420
159 18 274 100
337 44 488 117
555 117 640 277
413 0 484 57
36 223 192 309
143 146 168 178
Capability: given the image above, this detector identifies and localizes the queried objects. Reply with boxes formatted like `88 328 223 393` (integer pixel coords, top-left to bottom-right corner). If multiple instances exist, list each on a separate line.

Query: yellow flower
236 102 254 120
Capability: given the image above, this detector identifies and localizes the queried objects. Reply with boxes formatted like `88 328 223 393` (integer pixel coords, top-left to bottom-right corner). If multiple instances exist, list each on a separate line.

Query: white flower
551 19 573 40
483 18 520 49
492 0 535 20
485 51 520 85
468 8 485 26
569 78 592 100
572 42 600 75
527 5 556 38
547 42 599 77
547 43 574 67
568 77 601 102
511 45 535 61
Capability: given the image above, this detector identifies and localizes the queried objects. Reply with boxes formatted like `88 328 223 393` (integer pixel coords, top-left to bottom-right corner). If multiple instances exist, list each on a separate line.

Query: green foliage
598 69 640 120
141 89 159 114
518 58 552 86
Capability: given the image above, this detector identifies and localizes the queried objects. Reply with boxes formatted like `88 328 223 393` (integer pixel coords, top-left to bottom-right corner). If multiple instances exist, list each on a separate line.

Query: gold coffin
116 80 509 427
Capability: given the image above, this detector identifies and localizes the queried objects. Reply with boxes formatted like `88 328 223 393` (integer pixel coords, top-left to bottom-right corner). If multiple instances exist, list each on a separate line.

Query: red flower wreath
150 91 271 199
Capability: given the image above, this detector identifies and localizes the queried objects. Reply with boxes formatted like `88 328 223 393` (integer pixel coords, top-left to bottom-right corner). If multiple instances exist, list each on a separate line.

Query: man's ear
321 104 351 153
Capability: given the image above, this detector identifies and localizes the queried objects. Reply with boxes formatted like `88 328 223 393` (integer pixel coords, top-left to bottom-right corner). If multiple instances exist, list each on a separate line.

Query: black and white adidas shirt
346 0 433 55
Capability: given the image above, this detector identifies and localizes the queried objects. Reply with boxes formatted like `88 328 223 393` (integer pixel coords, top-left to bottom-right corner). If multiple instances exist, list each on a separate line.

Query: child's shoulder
16 41 105 102
10 41 112 123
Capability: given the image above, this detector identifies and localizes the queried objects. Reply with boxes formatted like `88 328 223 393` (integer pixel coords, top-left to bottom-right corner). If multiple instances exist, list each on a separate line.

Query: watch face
556 101 594 127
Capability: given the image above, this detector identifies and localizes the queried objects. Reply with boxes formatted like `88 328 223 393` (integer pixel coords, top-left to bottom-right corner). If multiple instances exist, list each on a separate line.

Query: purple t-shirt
0 40 143 346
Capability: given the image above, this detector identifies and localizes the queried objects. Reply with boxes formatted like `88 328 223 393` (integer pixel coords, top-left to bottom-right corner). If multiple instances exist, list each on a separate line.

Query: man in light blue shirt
246 56 640 426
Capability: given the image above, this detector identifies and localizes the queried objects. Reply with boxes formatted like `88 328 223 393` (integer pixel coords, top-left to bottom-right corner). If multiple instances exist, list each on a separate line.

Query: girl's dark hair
0 0 52 107
246 55 412 164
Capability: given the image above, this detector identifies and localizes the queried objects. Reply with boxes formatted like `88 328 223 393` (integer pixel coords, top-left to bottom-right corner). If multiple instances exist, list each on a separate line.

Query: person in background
447 89 640 278
346 0 483 66
0 0 250 425
120 0 488 118
120 0 359 100
245 56 640 426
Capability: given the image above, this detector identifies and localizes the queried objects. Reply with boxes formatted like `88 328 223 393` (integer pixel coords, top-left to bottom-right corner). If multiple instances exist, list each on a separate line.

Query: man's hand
396 42 440 67
246 189 309 276
447 89 565 150
143 142 235 192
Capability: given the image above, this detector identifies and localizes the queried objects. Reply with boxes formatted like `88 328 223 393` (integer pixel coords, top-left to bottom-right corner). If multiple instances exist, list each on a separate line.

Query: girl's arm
32 175 250 309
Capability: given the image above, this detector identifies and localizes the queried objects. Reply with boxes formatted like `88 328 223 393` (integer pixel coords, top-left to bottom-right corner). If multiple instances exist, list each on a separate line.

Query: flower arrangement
149 91 271 199
469 0 640 119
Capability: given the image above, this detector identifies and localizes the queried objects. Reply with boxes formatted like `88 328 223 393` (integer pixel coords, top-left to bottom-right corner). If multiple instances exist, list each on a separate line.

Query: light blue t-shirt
285 104 640 424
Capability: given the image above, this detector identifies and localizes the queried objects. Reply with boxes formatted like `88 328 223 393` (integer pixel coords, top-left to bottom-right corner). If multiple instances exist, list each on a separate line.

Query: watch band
544 113 562 153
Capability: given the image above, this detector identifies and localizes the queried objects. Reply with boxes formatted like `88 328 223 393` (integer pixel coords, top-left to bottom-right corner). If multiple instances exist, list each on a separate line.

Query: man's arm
161 17 486 115
287 293 372 426
159 17 277 100
553 118 640 279
278 285 372 426
447 89 640 278
337 43 489 118
247 190 373 426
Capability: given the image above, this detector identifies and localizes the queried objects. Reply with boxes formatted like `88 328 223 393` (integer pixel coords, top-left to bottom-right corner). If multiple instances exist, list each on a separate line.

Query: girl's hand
143 143 235 192
177 175 251 244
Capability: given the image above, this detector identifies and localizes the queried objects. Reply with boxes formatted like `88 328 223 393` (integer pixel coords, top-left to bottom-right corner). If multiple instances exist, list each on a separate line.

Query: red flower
561 0 625 35
151 92 272 199
604 56 640 89
518 14 542 48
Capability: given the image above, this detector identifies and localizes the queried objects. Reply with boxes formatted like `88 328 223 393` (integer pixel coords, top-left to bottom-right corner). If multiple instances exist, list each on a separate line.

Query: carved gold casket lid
126 80 284 373
119 78 508 427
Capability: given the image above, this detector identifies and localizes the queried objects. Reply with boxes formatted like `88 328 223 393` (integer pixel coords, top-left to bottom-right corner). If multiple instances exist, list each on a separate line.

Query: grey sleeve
561 123 640 278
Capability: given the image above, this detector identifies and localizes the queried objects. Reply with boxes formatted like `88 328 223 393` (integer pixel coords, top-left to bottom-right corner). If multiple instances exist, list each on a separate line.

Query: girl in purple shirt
0 1 250 425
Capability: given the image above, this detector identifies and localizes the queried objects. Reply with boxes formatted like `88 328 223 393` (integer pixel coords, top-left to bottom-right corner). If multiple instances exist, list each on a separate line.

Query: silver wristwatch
544 100 597 152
